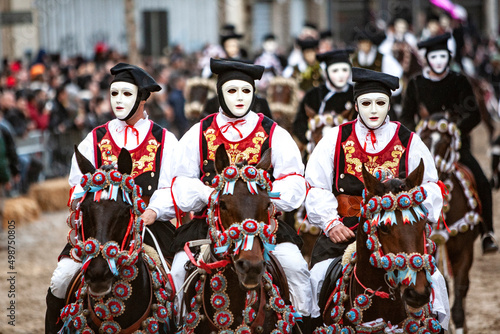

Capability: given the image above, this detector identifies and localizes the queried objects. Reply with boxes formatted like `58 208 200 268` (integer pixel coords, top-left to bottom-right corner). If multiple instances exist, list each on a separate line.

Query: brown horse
58 148 175 333
178 145 299 333
315 161 442 333
417 113 480 333
266 76 299 134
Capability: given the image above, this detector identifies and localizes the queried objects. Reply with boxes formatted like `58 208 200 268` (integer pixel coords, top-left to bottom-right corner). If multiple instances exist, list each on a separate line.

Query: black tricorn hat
296 38 319 51
352 67 399 100
210 58 264 90
316 48 354 66
417 32 451 53
110 63 161 100
263 33 276 42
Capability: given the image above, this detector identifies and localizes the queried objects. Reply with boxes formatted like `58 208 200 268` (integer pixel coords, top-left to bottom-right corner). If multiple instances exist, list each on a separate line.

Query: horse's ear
256 148 272 171
75 145 95 175
406 159 425 188
361 163 385 196
215 145 230 174
117 148 133 175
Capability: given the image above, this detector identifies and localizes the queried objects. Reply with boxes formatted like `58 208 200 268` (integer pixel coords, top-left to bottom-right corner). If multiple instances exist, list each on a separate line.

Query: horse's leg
449 238 474 333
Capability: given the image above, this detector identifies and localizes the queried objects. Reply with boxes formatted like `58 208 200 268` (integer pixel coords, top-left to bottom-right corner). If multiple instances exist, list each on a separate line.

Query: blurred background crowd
1 0 500 198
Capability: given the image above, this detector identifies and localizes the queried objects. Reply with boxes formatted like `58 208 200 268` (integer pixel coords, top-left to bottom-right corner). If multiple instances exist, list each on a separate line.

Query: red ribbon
436 180 451 232
219 120 246 139
354 265 390 299
363 129 377 150
124 125 139 146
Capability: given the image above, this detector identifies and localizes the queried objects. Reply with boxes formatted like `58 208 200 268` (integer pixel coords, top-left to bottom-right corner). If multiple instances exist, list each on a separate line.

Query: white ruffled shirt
68 113 178 221
171 110 306 213
305 117 443 233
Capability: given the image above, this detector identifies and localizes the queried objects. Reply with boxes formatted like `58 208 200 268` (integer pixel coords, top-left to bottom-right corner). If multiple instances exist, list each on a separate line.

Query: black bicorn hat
351 67 399 100
296 38 319 51
263 33 276 42
210 58 264 90
417 32 451 53
220 24 243 45
110 63 161 100
316 48 354 66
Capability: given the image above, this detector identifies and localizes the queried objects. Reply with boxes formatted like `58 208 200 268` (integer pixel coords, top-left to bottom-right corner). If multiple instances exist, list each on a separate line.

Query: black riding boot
310 317 323 332
45 288 66 334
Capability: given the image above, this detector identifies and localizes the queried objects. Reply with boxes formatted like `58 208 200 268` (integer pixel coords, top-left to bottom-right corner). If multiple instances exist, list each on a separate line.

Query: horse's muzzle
234 258 265 290
402 285 432 309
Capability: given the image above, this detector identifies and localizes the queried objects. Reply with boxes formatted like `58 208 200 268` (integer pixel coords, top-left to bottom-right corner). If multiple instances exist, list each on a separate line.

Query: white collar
325 80 349 93
355 115 390 136
422 67 450 81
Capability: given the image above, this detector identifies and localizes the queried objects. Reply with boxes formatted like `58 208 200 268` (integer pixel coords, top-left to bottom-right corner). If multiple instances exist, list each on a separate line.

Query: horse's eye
378 223 390 234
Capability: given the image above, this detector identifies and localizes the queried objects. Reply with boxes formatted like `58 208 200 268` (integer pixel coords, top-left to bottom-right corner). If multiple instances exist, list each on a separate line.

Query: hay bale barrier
3 196 41 229
29 177 70 211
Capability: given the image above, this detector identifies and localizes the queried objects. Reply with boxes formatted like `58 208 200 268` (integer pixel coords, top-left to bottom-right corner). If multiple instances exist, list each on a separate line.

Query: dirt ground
1 124 500 334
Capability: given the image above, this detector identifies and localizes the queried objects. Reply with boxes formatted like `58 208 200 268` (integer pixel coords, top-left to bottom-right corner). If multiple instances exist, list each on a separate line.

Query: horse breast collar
59 169 175 334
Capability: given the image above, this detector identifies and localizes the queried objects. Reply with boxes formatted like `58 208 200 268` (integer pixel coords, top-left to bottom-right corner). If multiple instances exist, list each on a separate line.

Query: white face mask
110 82 139 120
222 79 254 117
327 63 351 88
427 50 449 75
263 40 278 54
356 92 390 129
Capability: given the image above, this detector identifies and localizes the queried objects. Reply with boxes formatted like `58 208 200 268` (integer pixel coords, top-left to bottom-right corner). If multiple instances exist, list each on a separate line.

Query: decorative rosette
270 296 286 313
94 303 110 320
332 291 342 305
412 187 426 204
122 175 135 192
72 314 87 330
394 254 408 270
80 173 91 190
155 288 169 305
153 304 170 323
425 318 442 333
223 166 239 182
330 305 344 323
75 285 87 300
211 293 229 310
70 242 83 262
427 239 436 255
142 317 159 333
345 308 361 324
107 298 125 317
120 264 138 281
366 236 377 252
92 171 107 187
380 194 396 211
151 270 164 289
276 319 292 333
108 170 123 184
214 310 233 328
354 294 372 311
397 193 412 210
83 238 100 258
403 318 420 333
185 311 201 328
425 255 437 275
228 225 241 241
408 254 424 271
82 326 95 334
241 165 258 181
134 184 142 197
134 198 147 215
113 281 132 300
243 306 256 324
211 174 222 189
258 170 273 191
380 254 395 271
102 241 119 259
67 228 79 246
437 119 448 133
241 219 259 235
211 273 227 292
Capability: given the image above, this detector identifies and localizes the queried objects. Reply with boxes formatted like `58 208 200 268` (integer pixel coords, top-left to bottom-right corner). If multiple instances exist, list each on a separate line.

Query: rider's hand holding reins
328 223 355 243
140 208 157 226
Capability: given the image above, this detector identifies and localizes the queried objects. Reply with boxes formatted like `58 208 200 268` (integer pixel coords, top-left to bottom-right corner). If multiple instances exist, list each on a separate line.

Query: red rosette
92 171 106 186
123 176 135 190
228 225 241 240
155 305 169 321
223 166 238 181
103 242 119 259
135 198 147 214
380 194 395 211
211 174 221 188
211 294 228 309
120 265 138 281
82 328 95 334
155 288 169 303
144 317 159 333
83 239 99 257
242 166 258 180
215 310 233 327
113 281 132 300
412 187 426 205
72 314 86 330
68 302 80 316
409 254 424 271
101 321 121 334
116 252 130 266
426 254 437 274
366 236 377 252
70 243 83 262
270 296 286 312
241 220 258 234
210 275 225 292
367 197 379 213
109 170 123 183
107 298 124 317
260 170 272 186
80 174 90 188
94 303 109 320
394 254 408 270
381 254 394 271
404 319 419 333
397 193 412 210
134 184 143 197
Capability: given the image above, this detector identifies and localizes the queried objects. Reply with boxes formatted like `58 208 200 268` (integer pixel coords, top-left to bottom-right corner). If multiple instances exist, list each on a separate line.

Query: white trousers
50 257 82 299
172 242 312 317
309 258 450 330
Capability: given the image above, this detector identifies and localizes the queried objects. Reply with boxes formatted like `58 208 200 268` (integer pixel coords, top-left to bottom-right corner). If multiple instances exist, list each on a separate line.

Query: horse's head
417 112 461 179
72 147 146 297
207 145 276 290
361 160 437 310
